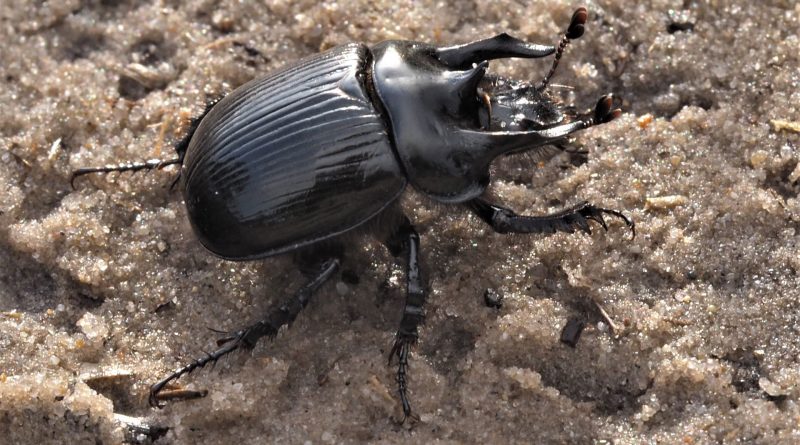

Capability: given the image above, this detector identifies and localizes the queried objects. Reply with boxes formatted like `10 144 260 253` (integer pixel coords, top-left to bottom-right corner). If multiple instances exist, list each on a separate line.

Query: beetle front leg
385 217 426 422
149 257 340 408
467 198 634 237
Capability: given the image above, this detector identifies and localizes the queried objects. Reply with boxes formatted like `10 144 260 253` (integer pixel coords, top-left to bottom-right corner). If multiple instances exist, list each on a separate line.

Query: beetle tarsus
467 198 634 238
389 337 416 423
149 340 238 408
539 7 589 91
384 217 426 422
148 258 340 408
70 157 182 190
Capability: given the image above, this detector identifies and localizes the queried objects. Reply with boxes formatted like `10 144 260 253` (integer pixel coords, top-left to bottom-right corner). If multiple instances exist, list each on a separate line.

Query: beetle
72 7 633 421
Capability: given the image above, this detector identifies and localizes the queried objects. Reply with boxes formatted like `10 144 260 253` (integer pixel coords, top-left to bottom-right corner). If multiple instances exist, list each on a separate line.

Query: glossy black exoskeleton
72 7 633 421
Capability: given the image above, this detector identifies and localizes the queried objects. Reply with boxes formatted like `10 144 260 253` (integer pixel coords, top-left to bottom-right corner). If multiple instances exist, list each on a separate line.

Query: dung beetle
72 7 633 421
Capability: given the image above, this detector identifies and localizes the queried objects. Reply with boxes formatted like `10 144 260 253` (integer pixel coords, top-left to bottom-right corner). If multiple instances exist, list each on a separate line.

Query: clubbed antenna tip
538 7 589 91
566 7 588 40
594 94 622 124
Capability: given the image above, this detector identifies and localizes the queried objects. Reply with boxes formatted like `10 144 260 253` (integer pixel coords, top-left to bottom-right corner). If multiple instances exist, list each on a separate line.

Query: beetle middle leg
384 216 426 422
467 198 634 238
149 257 340 408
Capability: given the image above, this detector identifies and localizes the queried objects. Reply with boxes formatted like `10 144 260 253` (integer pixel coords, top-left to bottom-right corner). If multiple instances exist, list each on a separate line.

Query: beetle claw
588 212 609 231
578 204 636 239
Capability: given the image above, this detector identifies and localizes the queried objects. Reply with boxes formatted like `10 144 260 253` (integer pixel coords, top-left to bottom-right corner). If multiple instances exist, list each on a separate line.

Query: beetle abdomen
182 44 406 260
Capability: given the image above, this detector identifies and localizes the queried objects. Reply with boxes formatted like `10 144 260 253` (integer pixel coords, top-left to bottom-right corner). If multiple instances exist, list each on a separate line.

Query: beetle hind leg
148 257 340 408
384 216 427 422
467 198 635 238
70 96 222 190
70 157 182 190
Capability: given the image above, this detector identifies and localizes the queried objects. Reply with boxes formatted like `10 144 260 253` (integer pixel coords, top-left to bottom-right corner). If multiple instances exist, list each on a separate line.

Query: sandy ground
1 0 799 444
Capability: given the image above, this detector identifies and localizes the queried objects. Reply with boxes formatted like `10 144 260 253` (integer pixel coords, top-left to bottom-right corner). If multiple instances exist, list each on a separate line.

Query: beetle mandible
72 7 633 420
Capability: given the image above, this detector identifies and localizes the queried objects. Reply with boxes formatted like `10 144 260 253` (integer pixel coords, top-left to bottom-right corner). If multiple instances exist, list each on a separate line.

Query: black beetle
72 7 633 420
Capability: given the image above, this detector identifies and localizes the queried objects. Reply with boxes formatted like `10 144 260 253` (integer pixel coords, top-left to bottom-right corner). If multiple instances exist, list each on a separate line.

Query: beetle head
477 76 565 133
370 8 619 203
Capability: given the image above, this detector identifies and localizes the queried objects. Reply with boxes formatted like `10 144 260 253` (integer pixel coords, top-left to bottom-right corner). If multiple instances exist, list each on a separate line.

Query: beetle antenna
538 7 588 91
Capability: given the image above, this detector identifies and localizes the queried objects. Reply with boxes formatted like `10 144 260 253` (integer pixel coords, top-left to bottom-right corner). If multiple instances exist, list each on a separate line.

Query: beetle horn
435 33 555 69
458 120 589 158
458 94 620 157
445 60 489 101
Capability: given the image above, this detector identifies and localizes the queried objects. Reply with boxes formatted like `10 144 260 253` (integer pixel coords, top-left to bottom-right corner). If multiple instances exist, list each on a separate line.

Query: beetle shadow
0 235 103 322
